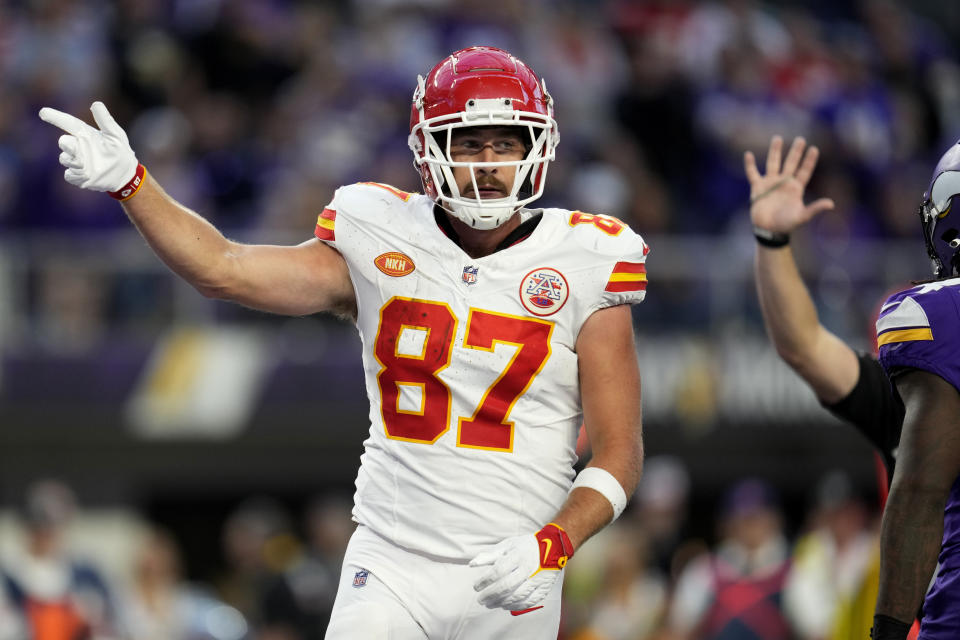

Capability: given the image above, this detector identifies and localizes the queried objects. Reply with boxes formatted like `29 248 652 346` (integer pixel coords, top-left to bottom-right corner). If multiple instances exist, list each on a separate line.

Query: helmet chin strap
448 201 517 230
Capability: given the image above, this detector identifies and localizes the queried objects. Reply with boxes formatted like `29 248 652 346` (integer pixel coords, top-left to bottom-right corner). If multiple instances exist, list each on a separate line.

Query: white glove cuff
571 467 627 522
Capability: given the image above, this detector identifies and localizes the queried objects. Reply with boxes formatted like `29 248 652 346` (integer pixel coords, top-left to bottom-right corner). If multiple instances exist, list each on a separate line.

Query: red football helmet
409 46 558 229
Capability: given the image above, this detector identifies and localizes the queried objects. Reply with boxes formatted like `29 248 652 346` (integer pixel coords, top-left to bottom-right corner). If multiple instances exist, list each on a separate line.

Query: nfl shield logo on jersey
462 265 479 285
353 569 369 588
519 267 570 316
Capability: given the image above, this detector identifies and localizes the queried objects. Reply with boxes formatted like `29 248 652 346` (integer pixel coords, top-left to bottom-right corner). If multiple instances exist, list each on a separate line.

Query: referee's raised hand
745 135 835 236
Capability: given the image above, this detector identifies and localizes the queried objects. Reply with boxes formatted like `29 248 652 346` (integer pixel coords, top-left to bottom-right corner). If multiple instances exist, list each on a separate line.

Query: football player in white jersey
39 46 648 639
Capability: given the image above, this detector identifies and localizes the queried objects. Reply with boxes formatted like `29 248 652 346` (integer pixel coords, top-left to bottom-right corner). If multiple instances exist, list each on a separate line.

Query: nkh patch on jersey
375 252 416 277
520 267 569 316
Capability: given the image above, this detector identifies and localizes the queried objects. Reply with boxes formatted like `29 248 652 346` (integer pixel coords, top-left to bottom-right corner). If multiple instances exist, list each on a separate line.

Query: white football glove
469 523 573 612
38 101 138 193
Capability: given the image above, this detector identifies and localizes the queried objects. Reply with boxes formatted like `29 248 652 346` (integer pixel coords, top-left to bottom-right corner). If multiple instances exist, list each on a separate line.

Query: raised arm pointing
39 102 354 317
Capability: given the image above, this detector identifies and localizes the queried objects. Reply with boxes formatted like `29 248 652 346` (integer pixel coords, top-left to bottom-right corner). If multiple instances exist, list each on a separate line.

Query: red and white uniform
315 181 648 562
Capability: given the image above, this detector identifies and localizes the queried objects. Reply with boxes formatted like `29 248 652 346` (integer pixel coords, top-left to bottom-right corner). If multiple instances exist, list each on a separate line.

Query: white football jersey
315 182 648 561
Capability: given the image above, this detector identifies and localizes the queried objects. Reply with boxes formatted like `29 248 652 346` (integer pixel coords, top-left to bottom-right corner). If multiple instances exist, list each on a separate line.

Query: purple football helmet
919 141 960 279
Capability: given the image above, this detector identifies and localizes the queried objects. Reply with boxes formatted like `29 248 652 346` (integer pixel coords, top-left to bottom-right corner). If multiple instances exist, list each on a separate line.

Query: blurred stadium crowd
0 464 882 639
4 0 959 238
2 0 960 638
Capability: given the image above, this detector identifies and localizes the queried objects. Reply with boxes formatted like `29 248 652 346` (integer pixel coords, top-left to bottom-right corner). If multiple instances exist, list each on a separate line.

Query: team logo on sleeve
462 265 479 285
375 252 416 277
519 267 569 316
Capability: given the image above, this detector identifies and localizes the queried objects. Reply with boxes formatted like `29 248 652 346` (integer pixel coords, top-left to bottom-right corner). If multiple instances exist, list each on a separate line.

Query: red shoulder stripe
315 208 336 241
611 261 646 274
605 280 647 293
605 260 647 292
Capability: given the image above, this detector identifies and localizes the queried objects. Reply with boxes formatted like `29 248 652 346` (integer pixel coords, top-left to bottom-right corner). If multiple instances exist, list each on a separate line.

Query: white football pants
325 525 562 639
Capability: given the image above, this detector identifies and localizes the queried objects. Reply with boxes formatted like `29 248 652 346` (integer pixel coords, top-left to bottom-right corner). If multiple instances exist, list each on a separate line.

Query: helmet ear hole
941 228 959 246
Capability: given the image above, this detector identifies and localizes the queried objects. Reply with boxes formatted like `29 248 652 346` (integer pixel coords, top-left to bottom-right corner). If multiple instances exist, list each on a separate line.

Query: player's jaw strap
571 467 628 522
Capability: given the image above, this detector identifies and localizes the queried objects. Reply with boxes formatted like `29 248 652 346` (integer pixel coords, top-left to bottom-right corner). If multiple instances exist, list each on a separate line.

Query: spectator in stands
570 521 668 640
119 526 247 640
286 494 354 638
216 497 308 639
668 478 796 640
785 470 879 640
0 479 118 639
633 455 694 580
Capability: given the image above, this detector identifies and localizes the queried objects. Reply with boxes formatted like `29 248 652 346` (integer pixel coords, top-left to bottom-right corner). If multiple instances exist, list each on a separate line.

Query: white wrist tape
571 467 628 522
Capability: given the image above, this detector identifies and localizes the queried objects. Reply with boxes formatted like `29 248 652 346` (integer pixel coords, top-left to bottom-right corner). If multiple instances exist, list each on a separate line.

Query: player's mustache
463 178 507 196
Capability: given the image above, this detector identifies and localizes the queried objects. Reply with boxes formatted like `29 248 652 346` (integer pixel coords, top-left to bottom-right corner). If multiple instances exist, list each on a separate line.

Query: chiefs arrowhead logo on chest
375 252 416 277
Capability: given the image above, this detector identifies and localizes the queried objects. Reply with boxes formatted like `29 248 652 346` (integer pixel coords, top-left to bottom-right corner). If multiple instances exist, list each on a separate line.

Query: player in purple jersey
869 140 960 640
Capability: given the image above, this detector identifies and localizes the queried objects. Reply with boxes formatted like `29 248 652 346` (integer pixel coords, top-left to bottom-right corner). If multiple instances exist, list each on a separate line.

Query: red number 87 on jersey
373 297 554 452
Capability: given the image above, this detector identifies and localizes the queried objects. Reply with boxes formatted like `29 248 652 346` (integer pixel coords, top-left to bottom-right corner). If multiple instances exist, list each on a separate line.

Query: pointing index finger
38 107 94 137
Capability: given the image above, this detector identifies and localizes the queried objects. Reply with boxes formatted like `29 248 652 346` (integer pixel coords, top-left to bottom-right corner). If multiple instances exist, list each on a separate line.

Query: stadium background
1 0 959 637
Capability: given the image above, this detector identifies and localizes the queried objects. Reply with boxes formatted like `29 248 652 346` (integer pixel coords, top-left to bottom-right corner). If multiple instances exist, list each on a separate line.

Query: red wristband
109 164 146 201
535 523 574 569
